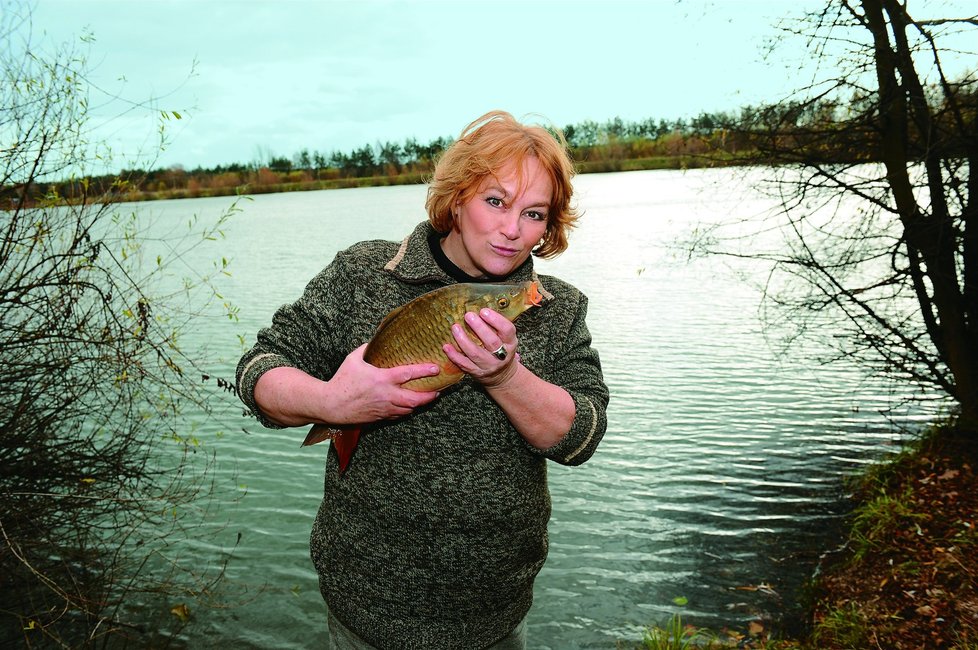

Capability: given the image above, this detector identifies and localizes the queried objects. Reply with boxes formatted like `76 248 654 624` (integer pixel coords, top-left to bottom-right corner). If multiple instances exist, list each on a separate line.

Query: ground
804 430 978 649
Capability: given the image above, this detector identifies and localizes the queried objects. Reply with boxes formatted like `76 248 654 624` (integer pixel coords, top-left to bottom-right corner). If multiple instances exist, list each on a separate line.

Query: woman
236 110 609 649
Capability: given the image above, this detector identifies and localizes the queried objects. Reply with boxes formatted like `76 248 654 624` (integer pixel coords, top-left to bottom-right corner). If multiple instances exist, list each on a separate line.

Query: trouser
326 609 528 650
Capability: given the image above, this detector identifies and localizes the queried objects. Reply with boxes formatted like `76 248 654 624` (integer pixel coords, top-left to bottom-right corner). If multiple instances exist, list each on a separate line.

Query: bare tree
1 5 240 646
696 1 977 431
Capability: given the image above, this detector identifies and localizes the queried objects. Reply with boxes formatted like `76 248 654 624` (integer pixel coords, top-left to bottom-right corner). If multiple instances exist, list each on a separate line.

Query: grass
847 483 928 561
809 603 869 649
640 613 717 649
635 611 799 649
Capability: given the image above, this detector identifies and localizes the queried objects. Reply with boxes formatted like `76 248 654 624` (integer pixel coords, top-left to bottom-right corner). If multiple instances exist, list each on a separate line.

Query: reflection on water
139 169 933 648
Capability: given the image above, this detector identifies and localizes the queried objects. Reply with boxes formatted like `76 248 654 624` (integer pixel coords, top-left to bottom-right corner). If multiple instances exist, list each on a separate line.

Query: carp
302 280 543 473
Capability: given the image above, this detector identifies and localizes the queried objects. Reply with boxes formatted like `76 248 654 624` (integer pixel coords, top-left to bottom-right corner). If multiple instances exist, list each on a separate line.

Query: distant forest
16 91 975 204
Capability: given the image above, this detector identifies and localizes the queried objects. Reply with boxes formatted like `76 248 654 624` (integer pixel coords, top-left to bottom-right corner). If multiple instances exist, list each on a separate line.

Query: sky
16 0 977 171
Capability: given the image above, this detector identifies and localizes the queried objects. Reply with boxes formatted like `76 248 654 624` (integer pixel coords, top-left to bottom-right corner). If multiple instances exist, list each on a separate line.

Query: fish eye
497 297 510 309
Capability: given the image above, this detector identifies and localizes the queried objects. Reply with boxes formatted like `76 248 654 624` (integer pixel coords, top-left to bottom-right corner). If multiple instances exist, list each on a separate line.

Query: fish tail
332 428 361 475
302 424 361 475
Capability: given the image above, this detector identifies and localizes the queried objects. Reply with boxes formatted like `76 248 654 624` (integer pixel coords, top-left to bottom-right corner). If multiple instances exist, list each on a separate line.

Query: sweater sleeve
529 290 609 466
235 257 347 429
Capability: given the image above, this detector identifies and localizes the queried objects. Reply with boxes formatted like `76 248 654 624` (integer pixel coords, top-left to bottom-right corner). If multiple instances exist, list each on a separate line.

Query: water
133 169 935 648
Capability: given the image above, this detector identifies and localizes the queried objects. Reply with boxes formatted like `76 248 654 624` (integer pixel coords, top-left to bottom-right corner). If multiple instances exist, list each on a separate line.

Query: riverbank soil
808 431 978 649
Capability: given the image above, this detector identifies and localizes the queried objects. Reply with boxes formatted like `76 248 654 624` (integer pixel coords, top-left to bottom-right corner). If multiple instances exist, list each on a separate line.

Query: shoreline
98 154 752 204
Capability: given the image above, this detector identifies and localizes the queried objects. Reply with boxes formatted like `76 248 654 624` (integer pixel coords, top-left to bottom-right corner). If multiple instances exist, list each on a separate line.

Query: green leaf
672 596 689 606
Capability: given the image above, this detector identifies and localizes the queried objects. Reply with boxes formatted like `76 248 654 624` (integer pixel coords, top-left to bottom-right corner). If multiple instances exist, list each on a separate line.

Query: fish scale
365 285 525 391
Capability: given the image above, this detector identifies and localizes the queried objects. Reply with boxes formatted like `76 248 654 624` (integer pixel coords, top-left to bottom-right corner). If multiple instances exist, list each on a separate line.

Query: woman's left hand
443 306 575 449
443 308 519 388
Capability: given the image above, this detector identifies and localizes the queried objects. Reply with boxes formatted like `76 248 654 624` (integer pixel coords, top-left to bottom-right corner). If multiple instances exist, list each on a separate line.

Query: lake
135 168 934 648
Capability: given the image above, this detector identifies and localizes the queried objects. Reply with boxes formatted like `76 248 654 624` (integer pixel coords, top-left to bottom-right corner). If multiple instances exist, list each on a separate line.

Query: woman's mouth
490 244 519 257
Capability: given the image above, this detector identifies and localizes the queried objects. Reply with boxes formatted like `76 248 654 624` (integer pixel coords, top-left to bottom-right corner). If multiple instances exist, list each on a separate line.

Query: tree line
9 89 972 207
95 113 747 201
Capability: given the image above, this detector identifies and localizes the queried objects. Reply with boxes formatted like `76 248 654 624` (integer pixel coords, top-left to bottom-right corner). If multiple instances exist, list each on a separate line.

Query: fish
302 280 544 474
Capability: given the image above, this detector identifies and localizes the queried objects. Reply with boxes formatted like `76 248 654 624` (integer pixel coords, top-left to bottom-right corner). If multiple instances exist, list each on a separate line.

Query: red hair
425 111 578 258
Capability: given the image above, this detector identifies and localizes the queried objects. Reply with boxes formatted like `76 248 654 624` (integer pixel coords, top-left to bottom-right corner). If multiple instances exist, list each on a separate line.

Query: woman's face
441 156 552 279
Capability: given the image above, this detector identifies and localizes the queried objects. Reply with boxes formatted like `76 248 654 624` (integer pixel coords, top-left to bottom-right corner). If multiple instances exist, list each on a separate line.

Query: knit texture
236 222 609 649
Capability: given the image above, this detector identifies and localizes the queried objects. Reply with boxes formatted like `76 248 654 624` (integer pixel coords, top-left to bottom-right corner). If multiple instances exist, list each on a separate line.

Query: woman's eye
486 197 503 208
525 210 546 221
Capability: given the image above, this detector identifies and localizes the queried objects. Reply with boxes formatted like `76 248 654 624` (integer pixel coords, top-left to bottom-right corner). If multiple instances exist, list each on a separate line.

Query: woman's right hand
253 344 441 428
326 344 441 425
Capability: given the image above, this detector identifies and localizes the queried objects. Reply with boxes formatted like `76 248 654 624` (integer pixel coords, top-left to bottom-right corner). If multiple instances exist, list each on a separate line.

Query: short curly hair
425 110 578 259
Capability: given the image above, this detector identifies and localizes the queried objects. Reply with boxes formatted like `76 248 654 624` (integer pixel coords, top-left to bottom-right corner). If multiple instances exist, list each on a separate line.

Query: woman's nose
500 212 520 238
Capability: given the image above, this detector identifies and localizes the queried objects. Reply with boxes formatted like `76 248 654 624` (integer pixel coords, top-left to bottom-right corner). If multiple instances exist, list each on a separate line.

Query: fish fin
332 428 361 475
302 424 340 446
302 425 362 475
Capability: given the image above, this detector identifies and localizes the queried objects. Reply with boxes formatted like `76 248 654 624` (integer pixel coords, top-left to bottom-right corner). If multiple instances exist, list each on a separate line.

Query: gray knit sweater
236 221 609 649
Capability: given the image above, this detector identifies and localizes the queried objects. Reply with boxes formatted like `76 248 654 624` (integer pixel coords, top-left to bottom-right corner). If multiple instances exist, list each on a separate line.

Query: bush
1 4 240 644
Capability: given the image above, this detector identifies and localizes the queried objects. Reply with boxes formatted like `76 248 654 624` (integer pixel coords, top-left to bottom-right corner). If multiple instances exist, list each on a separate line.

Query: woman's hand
328 344 441 424
443 308 519 388
443 307 575 450
253 344 440 428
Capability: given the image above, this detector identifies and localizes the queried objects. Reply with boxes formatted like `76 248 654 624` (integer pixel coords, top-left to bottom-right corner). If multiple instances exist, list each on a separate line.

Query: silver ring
491 345 507 361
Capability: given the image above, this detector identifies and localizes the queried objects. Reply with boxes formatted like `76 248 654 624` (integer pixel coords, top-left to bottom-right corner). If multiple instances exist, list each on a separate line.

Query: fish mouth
526 281 543 306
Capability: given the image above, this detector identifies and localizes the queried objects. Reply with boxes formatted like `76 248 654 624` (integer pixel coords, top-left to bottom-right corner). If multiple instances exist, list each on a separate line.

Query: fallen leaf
748 621 765 635
938 469 959 480
916 604 937 617
170 603 191 622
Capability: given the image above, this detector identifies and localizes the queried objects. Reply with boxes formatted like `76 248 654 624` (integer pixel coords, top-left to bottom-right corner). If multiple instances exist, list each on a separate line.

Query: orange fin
302 425 362 475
